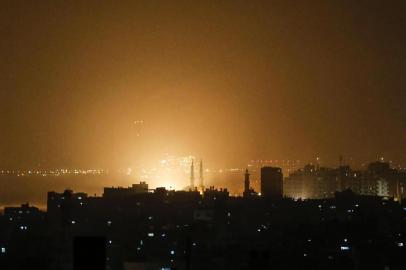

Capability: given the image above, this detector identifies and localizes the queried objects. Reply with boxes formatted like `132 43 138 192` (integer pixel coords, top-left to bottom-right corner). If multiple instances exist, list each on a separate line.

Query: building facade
261 167 283 199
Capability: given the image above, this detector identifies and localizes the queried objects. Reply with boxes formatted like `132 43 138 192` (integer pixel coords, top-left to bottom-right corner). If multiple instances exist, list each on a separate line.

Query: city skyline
1 1 406 269
1 157 404 211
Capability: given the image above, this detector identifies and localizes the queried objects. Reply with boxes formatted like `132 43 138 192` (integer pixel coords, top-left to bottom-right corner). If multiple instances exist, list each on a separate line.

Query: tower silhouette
243 169 250 197
190 159 195 190
199 159 204 192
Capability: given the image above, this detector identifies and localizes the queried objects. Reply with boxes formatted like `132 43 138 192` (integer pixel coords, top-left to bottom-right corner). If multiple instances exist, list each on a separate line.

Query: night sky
1 0 405 169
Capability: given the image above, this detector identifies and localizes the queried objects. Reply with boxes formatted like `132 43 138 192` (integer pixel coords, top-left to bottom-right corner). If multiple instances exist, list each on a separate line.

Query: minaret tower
190 159 195 190
199 159 204 192
243 169 250 197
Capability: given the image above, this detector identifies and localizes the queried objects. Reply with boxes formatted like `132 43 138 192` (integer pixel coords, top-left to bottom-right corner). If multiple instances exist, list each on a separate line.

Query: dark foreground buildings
1 162 406 270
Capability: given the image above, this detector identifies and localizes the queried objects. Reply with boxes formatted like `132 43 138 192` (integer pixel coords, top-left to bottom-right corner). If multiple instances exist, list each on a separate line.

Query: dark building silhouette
73 237 106 270
4 203 41 218
261 167 283 199
203 186 229 202
2 178 406 270
103 182 149 198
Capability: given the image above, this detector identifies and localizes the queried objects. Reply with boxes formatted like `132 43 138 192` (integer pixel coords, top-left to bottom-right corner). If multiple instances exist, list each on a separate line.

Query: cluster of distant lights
250 159 303 164
35 213 406 257
0 161 303 179
0 169 107 177
303 236 405 259
103 215 198 266
2 158 405 180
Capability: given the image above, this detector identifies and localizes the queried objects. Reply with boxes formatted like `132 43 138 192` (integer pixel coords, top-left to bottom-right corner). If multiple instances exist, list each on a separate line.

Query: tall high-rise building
190 159 195 190
199 159 204 192
261 167 283 199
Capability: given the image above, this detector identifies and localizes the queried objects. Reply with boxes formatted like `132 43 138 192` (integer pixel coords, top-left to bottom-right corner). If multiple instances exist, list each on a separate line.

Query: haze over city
1 0 405 172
